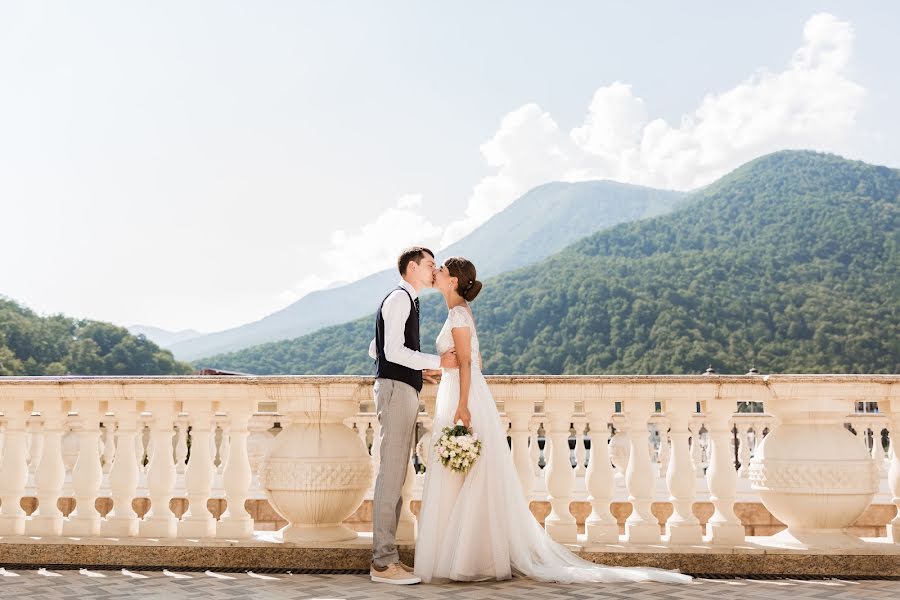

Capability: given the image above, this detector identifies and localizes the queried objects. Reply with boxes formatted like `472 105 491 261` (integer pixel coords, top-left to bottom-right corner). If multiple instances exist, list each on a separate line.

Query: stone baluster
179 395 217 538
529 419 542 477
869 422 884 474
210 423 220 472
504 384 535 498
859 423 870 453
703 398 744 544
421 381 439 464
217 386 254 539
621 388 660 543
663 396 701 544
27 418 44 478
737 423 752 478
542 383 577 543
103 398 140 537
217 425 231 476
690 421 705 478
574 416 587 477
609 424 630 475
657 429 671 477
63 393 104 536
883 429 892 471
61 430 79 474
135 424 148 475
25 392 68 536
0 389 31 535
101 420 116 474
139 394 178 538
583 385 617 543
174 417 189 475
416 413 434 470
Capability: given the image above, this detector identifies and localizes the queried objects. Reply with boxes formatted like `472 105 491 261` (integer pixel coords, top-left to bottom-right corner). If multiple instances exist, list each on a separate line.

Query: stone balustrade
0 374 898 554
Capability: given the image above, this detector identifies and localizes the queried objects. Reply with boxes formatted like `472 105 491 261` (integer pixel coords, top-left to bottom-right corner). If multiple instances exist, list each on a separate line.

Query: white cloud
440 104 576 247
285 12 867 305
279 195 443 302
438 12 866 242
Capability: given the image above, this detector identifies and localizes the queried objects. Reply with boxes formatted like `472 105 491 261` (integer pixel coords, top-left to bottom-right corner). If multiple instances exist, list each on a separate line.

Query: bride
413 256 691 584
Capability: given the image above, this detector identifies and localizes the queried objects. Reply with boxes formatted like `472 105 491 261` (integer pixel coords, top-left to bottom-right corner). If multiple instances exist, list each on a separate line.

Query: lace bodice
435 305 480 369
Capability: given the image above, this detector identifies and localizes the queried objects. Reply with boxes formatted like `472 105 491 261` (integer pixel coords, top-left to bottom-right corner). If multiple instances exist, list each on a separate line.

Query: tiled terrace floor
0 569 897 599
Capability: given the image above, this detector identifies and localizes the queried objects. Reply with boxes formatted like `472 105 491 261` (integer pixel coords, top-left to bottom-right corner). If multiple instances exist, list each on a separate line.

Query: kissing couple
367 246 691 585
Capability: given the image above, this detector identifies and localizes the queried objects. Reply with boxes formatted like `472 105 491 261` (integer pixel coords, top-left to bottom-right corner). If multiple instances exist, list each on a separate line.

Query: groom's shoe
399 562 414 573
370 562 421 585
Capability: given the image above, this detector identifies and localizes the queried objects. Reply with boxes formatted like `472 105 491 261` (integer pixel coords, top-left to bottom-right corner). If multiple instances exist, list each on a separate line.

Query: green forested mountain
199 151 900 375
0 298 193 376
169 180 684 360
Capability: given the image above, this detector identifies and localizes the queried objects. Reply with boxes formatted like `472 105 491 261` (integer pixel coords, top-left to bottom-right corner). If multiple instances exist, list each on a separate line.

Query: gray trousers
371 378 419 568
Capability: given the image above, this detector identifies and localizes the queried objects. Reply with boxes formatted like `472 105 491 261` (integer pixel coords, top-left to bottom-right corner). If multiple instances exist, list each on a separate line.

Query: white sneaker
370 562 421 585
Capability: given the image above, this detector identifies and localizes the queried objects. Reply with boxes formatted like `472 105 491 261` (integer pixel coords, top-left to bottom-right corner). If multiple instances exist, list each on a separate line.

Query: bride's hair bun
444 256 482 301
463 280 482 301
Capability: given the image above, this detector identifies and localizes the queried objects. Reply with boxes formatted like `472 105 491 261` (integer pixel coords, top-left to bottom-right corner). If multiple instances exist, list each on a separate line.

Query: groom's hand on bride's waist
423 369 441 384
440 350 458 370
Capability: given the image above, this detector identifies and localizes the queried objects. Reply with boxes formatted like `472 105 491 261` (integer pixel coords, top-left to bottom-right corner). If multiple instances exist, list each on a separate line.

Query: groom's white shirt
368 279 441 370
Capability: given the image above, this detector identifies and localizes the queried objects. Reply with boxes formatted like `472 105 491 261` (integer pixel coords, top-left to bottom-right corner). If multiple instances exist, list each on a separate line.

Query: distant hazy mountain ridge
169 180 686 360
128 325 204 347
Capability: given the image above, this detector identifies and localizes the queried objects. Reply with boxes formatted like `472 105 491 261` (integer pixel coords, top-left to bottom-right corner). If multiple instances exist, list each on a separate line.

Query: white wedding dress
414 305 692 584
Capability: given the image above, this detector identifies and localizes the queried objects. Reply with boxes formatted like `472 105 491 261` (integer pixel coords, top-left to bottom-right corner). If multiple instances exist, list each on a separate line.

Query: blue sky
1 1 897 332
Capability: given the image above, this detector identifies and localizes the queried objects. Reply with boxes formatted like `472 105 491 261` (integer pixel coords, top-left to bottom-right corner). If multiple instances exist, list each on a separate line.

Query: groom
367 246 457 585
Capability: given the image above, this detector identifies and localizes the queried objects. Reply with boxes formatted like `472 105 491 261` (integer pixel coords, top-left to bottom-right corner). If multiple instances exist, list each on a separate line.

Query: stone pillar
542 383 577 543
103 399 140 537
139 393 178 538
25 393 68 537
664 398 702 544
704 399 744 545
574 417 587 477
179 396 217 538
63 396 104 536
217 385 254 539
621 389 660 544
0 404 30 535
584 385 617 543
503 383 535 499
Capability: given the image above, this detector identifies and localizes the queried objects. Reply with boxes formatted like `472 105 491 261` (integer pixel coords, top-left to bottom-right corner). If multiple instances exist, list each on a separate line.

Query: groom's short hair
398 246 434 275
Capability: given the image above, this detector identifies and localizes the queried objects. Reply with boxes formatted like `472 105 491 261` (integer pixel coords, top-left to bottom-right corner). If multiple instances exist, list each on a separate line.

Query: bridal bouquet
434 423 482 474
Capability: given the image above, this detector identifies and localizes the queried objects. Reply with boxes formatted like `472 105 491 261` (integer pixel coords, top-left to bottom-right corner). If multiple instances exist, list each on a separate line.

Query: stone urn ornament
259 381 373 543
